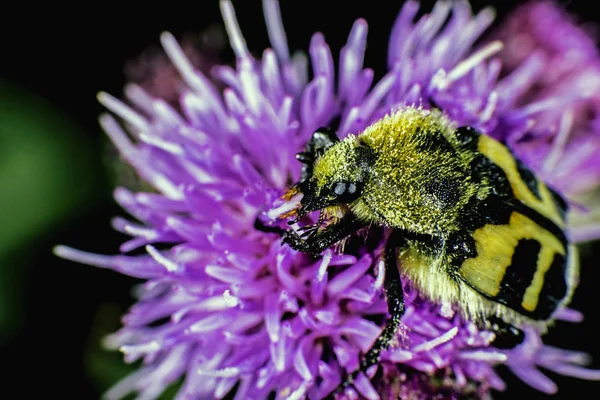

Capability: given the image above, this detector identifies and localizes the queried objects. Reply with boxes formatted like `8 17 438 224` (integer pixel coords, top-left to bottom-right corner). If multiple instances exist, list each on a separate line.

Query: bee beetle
281 106 579 396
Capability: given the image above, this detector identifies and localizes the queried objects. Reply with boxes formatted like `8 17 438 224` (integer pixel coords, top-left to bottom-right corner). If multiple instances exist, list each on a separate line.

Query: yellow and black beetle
279 106 578 396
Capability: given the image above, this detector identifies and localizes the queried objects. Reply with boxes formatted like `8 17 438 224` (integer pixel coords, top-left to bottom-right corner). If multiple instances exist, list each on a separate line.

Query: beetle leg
283 214 364 255
326 230 406 398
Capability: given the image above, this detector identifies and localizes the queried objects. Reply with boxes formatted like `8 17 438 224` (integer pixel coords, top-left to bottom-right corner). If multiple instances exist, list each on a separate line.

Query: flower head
56 1 600 399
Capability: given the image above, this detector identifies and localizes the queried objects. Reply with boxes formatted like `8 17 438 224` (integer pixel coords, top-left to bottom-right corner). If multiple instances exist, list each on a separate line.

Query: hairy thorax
351 113 481 235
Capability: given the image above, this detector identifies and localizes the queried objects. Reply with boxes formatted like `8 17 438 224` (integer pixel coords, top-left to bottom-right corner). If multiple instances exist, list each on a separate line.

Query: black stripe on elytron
506 143 566 216
533 251 569 320
470 154 514 199
515 158 542 201
459 193 513 232
511 200 568 249
494 239 541 316
454 126 481 151
549 186 568 219
447 230 478 275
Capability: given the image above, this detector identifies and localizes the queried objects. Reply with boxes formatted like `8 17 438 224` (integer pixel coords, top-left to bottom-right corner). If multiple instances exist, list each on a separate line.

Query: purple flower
55 1 600 399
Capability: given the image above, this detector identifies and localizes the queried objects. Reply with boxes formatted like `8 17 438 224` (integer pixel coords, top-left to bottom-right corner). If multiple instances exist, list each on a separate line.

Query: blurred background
1 1 599 398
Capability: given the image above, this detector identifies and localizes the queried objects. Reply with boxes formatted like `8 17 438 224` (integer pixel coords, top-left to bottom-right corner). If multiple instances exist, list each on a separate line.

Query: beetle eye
333 182 347 196
331 181 362 203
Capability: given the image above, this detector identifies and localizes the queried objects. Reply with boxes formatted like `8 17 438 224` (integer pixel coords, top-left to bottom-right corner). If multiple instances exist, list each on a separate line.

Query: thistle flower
55 1 600 399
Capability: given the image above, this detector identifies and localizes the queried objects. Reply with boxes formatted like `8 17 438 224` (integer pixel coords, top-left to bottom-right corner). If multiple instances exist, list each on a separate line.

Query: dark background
1 1 599 398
